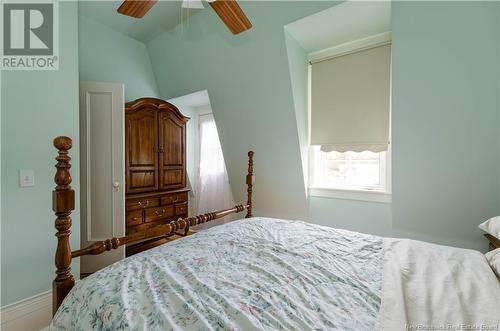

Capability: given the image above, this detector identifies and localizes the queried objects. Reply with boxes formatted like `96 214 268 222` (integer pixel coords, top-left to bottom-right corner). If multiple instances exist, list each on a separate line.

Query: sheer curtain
195 114 234 228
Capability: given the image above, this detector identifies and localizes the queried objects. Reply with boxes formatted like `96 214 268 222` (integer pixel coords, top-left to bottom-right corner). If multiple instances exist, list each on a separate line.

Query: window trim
309 32 392 64
308 187 392 203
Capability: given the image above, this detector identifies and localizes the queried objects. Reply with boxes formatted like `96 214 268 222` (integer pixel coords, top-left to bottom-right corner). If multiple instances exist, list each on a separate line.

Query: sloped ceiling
168 90 210 108
146 1 337 219
285 1 391 53
78 0 202 42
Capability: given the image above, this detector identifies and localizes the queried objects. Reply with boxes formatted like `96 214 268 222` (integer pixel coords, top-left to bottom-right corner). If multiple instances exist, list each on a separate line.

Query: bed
48 136 499 330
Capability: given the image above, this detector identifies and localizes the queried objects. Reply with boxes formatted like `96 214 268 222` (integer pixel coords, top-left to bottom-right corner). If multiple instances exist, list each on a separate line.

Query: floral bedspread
49 217 383 331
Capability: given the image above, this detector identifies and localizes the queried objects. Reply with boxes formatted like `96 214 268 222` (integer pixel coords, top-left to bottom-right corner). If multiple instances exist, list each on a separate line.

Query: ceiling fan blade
208 0 252 35
117 0 158 19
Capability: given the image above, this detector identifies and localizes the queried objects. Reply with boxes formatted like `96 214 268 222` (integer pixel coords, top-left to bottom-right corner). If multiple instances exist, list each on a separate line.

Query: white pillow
485 248 500 277
478 216 500 239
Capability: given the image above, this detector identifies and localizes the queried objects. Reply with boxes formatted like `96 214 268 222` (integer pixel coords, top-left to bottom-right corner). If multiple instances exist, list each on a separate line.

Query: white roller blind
310 44 391 152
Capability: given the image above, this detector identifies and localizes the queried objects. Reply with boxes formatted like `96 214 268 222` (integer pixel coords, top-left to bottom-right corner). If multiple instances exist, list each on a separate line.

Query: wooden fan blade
209 0 252 35
117 0 158 19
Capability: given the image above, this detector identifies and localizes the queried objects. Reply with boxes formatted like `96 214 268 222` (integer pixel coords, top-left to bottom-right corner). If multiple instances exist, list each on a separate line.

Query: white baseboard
0 290 52 331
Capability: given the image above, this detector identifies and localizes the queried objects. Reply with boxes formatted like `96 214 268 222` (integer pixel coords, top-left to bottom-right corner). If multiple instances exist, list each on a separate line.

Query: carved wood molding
52 136 75 316
485 233 500 250
125 97 189 123
246 151 254 218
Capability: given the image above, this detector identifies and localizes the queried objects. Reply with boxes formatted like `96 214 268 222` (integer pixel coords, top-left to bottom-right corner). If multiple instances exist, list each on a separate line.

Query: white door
79 82 125 274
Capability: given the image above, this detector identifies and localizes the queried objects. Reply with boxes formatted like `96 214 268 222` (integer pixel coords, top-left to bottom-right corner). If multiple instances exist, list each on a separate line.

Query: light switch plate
19 169 35 187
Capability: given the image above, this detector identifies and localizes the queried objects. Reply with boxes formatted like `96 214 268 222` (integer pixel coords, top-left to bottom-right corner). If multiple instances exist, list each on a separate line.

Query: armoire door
158 111 186 190
125 109 159 193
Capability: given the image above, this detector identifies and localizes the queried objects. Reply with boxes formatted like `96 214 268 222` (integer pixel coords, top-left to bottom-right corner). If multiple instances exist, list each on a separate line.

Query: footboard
51 136 254 315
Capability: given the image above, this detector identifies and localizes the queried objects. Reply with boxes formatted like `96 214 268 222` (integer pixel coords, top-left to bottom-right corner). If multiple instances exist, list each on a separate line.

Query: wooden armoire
124 98 190 255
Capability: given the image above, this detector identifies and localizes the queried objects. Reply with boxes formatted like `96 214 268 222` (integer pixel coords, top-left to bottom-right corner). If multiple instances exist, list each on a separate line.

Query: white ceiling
285 1 391 53
78 0 203 42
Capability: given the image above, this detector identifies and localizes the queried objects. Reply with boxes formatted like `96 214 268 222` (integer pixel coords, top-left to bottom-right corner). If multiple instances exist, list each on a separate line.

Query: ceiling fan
117 0 252 35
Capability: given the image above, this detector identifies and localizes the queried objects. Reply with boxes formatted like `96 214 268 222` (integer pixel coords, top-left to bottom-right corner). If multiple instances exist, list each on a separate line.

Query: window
310 147 387 192
308 41 391 202
309 148 391 202
196 113 234 215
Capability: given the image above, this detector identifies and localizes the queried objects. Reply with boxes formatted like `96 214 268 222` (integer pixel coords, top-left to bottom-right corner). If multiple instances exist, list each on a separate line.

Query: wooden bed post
245 151 254 218
49 141 254 313
52 136 75 315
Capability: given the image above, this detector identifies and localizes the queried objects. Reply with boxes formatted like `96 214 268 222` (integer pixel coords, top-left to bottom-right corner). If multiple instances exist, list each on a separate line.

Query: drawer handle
155 209 166 216
132 217 140 221
138 200 150 208
173 197 179 203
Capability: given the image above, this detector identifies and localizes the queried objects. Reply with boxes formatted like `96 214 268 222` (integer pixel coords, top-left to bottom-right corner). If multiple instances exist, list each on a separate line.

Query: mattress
48 217 500 330
49 218 384 330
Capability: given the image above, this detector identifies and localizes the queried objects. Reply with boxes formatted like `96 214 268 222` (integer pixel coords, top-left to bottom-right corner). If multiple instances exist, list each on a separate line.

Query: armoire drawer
126 216 178 235
126 210 143 226
145 205 175 223
175 202 188 216
126 222 153 236
161 192 188 205
126 197 159 211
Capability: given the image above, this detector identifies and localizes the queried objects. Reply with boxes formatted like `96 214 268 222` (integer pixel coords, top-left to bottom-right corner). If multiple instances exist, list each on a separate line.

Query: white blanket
379 238 500 331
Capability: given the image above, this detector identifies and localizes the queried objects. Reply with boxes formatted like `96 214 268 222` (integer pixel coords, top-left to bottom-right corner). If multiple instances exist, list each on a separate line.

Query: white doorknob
112 182 120 190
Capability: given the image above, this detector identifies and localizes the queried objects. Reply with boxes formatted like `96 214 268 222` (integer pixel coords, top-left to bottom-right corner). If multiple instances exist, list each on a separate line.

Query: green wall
78 14 159 102
147 2 335 221
147 1 500 251
1 2 80 305
497 1 500 231
391 1 499 249
284 31 308 195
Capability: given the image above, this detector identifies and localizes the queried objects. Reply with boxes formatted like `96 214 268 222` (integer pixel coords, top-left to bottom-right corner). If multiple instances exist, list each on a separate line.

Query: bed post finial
52 136 75 315
245 151 254 218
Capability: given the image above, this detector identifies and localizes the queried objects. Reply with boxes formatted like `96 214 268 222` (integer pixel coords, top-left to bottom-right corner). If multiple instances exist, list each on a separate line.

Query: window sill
308 187 392 203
